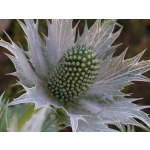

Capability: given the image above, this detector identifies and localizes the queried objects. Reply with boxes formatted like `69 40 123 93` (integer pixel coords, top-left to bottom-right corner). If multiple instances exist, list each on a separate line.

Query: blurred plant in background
1 19 150 132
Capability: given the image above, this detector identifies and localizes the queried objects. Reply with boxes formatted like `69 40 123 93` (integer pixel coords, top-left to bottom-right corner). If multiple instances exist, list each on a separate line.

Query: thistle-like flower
1 19 150 132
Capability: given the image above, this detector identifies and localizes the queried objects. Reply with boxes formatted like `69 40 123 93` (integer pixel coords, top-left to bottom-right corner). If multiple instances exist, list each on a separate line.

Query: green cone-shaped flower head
47 46 99 104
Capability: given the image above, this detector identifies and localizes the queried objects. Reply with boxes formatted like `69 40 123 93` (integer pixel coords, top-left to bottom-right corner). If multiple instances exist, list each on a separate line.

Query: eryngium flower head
47 46 99 105
1 19 150 132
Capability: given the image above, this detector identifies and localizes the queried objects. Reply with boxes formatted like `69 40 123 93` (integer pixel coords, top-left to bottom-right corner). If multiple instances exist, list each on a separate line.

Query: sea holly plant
0 19 150 132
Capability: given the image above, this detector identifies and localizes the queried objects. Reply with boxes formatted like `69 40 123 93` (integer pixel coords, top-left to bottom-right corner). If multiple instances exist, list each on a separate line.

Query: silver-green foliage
0 19 150 132
0 93 8 131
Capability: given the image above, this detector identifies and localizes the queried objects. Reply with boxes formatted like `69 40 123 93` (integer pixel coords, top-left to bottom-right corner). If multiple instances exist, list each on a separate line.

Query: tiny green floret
47 46 99 104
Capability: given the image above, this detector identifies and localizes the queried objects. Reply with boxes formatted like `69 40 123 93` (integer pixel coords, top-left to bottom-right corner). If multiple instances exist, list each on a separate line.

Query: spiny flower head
1 19 150 132
47 46 99 104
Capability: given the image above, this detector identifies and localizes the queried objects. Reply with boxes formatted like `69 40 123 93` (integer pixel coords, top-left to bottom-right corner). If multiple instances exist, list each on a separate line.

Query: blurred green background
0 19 150 116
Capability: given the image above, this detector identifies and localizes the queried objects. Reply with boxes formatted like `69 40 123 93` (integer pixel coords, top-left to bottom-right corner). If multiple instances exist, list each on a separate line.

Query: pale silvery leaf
0 93 8 131
45 19 78 69
75 97 150 131
86 49 150 100
76 20 122 60
18 20 48 82
0 33 35 87
69 113 87 132
21 106 47 132
7 116 18 132
7 103 35 131
8 78 61 109
1 19 150 132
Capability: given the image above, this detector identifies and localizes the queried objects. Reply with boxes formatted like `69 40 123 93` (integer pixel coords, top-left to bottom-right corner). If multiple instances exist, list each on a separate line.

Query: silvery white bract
1 19 150 132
